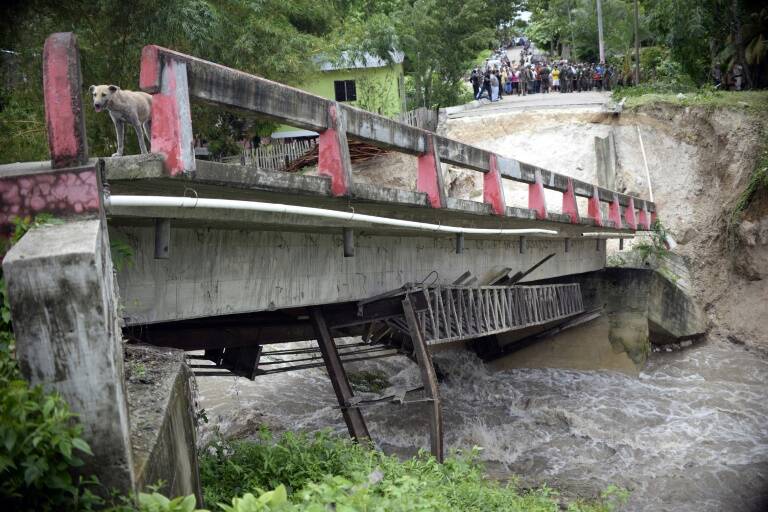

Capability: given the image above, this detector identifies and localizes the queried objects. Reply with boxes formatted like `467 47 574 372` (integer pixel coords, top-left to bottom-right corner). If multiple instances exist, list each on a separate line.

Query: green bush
199 429 628 512
614 47 698 98
0 216 99 511
632 220 670 263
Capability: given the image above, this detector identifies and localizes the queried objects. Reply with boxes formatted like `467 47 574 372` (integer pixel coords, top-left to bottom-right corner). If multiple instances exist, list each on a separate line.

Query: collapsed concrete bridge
1 33 659 497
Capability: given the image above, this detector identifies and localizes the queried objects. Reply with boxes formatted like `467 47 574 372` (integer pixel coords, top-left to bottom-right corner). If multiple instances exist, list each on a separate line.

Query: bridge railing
139 45 656 230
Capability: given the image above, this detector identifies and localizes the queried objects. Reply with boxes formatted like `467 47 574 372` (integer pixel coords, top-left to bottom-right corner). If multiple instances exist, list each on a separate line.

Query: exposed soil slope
441 101 768 349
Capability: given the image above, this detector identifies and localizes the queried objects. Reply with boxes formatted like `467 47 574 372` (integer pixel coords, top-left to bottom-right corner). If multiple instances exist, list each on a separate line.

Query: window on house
334 80 357 102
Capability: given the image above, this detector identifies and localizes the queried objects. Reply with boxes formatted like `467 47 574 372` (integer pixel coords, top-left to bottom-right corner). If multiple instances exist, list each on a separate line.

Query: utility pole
596 0 605 64
634 0 641 84
568 0 576 59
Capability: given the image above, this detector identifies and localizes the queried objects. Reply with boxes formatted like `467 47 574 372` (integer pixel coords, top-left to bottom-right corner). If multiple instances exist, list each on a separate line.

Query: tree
0 0 343 162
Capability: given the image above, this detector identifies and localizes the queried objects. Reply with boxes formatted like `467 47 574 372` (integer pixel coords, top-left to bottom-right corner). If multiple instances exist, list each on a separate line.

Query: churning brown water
197 333 768 511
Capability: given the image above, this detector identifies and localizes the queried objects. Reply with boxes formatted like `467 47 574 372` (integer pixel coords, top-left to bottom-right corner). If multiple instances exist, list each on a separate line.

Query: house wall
273 63 405 136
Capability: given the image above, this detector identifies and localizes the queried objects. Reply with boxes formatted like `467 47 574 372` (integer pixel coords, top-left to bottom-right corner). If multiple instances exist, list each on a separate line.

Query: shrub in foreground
199 429 628 511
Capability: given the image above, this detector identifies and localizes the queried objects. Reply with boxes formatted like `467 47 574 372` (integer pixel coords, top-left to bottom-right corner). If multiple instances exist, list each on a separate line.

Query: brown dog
90 84 152 157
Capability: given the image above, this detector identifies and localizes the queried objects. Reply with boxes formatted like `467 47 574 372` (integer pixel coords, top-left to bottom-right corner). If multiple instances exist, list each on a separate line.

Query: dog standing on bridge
89 84 152 157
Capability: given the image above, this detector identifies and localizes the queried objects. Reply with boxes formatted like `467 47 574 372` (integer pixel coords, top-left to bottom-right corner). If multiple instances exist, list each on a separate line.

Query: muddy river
197 334 768 511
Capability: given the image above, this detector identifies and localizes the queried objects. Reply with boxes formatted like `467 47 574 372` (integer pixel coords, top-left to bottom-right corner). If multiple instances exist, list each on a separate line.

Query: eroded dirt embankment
440 102 768 350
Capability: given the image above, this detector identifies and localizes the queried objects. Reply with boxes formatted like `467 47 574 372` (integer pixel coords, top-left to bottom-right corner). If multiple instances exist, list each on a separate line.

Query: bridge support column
3 218 136 494
309 308 370 442
402 296 444 463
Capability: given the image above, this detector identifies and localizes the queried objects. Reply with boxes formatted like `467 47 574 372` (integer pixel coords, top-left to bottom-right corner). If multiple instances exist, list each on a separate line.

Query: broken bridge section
386 283 584 345
2 32 662 469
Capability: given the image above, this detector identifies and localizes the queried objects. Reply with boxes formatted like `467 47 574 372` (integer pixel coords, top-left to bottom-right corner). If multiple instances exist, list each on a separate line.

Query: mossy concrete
126 345 202 503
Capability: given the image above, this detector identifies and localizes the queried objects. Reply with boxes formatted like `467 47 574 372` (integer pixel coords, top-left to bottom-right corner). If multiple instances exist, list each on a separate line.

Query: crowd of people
469 46 617 102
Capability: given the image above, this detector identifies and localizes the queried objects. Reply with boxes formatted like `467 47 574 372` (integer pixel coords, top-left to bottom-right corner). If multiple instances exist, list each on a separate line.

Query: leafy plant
219 486 288 512
136 492 208 512
633 220 670 263
726 134 768 257
110 236 135 273
199 428 627 511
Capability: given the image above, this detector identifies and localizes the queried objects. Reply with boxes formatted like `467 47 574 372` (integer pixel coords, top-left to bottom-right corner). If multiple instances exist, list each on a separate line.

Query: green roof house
272 51 406 139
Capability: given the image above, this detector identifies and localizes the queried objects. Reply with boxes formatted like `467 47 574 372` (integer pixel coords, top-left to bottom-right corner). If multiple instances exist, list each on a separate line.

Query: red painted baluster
318 103 353 196
484 154 506 216
608 193 623 228
561 178 579 223
651 209 658 225
625 196 637 230
587 185 603 227
638 203 651 230
417 134 447 208
528 169 547 220
43 32 88 168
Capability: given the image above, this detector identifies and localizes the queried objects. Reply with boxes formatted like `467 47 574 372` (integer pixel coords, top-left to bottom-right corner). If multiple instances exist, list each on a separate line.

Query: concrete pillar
625 196 637 230
594 135 616 191
528 168 547 220
318 102 353 196
639 204 651 230
587 185 603 227
43 32 88 169
2 219 135 494
416 134 447 208
608 193 623 229
483 154 506 216
561 177 579 223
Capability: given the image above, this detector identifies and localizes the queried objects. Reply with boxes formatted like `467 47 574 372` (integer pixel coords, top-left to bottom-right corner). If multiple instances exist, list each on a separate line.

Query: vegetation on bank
1 216 102 511
726 129 768 257
617 88 768 111
198 429 629 511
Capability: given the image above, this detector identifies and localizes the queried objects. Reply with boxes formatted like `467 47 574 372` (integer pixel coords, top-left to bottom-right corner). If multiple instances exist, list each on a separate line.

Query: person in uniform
469 69 480 98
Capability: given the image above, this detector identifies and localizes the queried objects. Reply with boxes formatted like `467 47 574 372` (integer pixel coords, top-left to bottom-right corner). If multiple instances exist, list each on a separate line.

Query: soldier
581 65 591 92
604 66 613 91
520 65 530 96
568 64 579 92
469 68 480 98
540 63 551 93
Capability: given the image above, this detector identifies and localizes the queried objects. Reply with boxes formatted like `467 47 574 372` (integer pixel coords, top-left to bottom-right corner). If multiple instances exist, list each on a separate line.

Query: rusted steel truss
381 283 584 345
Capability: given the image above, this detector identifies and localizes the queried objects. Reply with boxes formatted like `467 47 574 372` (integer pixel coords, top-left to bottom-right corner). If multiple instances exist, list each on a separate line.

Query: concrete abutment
2 219 203 500
3 219 136 493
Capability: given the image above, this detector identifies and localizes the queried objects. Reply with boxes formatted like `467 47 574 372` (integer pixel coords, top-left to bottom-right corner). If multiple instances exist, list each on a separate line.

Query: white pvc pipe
581 232 635 238
106 195 559 236
637 125 654 203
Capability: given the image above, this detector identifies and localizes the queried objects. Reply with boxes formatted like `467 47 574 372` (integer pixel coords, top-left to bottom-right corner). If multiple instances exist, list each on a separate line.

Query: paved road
453 45 613 119
448 91 613 119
